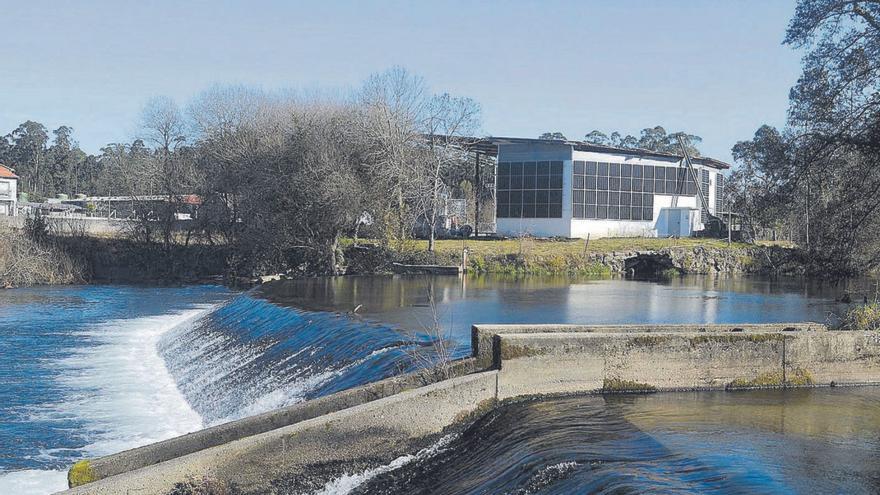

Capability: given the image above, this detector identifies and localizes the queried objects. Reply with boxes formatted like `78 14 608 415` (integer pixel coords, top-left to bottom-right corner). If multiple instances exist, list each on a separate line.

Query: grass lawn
404 237 754 258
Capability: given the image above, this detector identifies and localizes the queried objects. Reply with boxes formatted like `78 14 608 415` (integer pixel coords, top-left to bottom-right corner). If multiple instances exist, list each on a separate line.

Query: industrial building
490 138 728 238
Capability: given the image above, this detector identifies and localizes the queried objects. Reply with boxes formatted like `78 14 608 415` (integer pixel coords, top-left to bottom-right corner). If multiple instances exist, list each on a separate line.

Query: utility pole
474 152 481 237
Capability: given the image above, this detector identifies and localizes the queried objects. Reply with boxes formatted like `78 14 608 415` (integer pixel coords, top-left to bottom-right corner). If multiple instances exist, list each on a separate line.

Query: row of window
496 161 564 219
574 161 692 180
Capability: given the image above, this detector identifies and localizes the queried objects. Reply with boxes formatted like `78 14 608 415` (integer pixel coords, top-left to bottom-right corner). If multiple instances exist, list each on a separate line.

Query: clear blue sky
1 0 802 164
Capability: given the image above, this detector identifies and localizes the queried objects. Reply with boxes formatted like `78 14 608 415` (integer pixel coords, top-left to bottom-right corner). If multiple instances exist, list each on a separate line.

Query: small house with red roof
0 165 18 216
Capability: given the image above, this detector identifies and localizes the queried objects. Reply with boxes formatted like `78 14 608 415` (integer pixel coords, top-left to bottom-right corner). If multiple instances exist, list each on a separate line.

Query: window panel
643 165 653 179
509 190 522 204
609 192 619 205
586 176 597 189
537 190 550 204
632 178 643 192
598 162 608 176
536 161 550 175
573 204 584 218
586 190 597 205
496 204 509 217
535 204 549 218
620 192 631 205
549 190 562 204
597 191 609 205
597 177 609 190
511 176 523 189
621 178 631 191
586 205 597 218
549 175 563 189
550 161 563 175
643 193 654 207
570 190 582 204
620 206 631 219
655 167 665 180
597 205 608 219
574 161 585 175
549 204 562 218
642 179 652 192
511 162 523 175
666 179 677 193
497 175 510 190
574 175 585 189
633 164 644 178
632 207 642 220
523 175 536 189
523 162 536 176
632 193 643 207
497 191 509 204
655 179 665 194
537 176 550 189
621 163 632 177
509 204 522 217
610 163 621 177
586 162 598 175
522 204 536 218
610 177 621 191
643 208 653 221
522 190 536 204
608 206 619 219
498 162 510 175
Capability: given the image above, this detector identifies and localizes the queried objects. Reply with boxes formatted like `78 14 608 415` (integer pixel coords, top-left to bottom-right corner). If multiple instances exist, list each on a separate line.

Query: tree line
538 126 704 156
728 0 880 275
2 68 488 276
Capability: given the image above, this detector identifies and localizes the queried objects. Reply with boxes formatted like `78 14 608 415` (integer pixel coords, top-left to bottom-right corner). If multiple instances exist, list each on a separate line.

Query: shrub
841 302 880 332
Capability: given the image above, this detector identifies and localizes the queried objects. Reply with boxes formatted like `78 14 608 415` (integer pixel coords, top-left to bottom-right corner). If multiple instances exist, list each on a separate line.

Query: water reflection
259 274 857 345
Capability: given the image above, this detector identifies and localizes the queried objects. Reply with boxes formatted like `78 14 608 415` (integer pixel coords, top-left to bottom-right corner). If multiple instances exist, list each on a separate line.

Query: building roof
434 135 731 170
488 136 732 170
0 165 19 179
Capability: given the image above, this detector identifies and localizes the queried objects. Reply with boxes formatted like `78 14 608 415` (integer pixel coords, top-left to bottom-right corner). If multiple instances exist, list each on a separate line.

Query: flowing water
0 274 874 494
347 388 880 494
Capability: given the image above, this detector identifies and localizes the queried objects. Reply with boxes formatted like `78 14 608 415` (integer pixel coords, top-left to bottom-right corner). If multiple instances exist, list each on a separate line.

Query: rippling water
0 274 872 494
349 388 880 494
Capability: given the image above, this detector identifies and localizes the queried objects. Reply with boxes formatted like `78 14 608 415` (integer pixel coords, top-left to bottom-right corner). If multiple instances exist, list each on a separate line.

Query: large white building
0 165 18 216
492 138 728 238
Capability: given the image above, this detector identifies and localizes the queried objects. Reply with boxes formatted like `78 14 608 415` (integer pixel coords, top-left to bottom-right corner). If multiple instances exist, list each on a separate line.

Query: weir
61 322 880 495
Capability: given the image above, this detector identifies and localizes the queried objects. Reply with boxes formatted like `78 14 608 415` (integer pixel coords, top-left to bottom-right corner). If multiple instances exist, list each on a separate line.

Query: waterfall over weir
157 291 436 425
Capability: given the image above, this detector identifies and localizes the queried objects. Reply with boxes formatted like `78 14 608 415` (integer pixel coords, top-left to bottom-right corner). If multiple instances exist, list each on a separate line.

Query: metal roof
431 135 731 170
486 136 731 169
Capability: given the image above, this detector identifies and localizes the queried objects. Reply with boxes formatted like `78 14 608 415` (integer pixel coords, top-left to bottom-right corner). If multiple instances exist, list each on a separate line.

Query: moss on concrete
68 459 97 488
602 377 657 393
500 343 548 360
689 333 784 347
728 368 815 388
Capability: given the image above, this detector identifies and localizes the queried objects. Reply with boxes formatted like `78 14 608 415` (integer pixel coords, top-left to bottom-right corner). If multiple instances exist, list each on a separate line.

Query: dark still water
347 387 880 495
0 274 870 494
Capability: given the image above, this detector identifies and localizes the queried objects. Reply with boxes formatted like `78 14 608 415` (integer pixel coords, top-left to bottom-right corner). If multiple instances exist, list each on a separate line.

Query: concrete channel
61 323 880 494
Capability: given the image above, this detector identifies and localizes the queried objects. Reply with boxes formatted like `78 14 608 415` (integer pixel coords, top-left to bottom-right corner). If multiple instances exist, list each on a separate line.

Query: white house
491 138 729 238
0 165 18 216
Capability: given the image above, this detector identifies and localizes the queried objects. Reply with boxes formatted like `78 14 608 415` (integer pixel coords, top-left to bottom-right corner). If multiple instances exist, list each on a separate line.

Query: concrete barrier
64 370 498 495
471 323 825 369
69 358 478 486
61 322 880 495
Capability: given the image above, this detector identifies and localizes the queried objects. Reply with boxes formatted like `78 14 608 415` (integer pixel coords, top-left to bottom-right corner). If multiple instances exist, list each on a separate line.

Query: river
0 274 874 494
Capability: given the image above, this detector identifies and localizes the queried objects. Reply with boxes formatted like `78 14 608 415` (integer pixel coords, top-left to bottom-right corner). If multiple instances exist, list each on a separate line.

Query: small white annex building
0 165 19 216
492 138 728 238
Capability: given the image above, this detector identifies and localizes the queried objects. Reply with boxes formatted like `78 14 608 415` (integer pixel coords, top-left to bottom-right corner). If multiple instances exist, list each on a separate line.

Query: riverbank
344 238 802 277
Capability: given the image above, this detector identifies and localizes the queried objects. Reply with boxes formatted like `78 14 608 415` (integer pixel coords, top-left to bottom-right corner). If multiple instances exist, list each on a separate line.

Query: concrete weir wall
61 323 880 495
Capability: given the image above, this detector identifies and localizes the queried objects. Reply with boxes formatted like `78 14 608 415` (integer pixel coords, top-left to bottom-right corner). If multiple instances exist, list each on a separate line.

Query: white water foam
313 433 458 495
0 306 215 495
